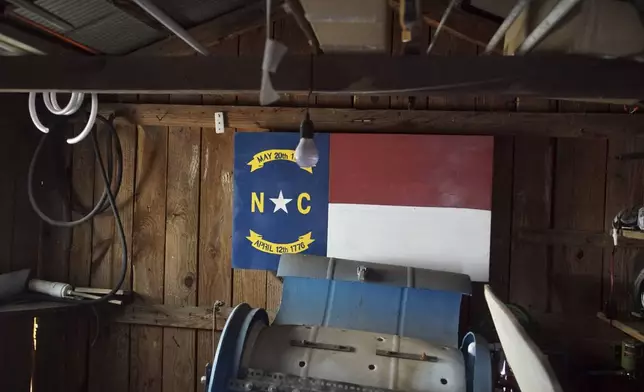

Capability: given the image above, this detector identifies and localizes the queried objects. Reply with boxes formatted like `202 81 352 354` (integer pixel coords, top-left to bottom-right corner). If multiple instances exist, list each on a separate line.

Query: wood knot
184 274 195 288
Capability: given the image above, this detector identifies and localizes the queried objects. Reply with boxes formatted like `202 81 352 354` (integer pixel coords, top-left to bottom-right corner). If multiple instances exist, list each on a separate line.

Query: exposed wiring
29 114 123 226
349 76 513 95
28 112 127 305
29 92 98 144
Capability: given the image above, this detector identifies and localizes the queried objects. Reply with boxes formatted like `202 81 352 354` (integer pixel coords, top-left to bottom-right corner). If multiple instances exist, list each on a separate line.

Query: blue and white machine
204 254 494 392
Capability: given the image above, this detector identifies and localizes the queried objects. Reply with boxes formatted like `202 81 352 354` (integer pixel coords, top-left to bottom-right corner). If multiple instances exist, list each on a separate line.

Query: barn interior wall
2 13 640 392
0 94 50 391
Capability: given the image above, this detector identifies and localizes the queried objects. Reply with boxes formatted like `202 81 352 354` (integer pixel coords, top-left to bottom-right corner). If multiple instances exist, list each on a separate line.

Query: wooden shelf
621 229 644 241
597 312 644 342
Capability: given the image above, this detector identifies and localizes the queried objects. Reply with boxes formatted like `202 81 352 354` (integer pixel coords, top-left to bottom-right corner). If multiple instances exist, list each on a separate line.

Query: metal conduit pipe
484 0 532 55
426 0 460 54
132 0 210 55
516 0 582 55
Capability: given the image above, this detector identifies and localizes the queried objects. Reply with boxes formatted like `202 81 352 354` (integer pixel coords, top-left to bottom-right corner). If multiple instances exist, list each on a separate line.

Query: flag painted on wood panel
233 132 330 270
233 132 494 281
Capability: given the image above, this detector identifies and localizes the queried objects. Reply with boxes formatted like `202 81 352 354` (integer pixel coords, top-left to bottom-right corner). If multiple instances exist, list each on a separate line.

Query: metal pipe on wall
131 0 210 55
516 0 582 55
426 0 460 54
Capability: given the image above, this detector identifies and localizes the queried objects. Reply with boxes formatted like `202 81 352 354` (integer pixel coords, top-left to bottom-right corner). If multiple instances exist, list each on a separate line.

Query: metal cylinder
516 0 582 55
484 0 532 54
132 0 209 55
28 279 72 298
621 340 642 373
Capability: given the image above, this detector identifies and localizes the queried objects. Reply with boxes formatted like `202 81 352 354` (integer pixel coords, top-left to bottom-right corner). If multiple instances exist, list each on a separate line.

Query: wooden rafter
284 0 321 54
389 0 499 52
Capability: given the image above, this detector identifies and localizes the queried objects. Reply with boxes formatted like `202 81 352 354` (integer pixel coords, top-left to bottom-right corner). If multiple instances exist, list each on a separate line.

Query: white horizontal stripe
327 204 491 282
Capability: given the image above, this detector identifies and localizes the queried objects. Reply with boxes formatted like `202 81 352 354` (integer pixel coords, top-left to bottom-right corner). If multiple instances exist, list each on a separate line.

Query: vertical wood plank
444 36 477 110
551 138 607 314
63 129 95 392
237 27 265 106
474 18 515 113
163 94 201 392
552 102 610 316
197 126 233 375
603 135 644 316
274 17 312 107
90 122 116 291
87 115 136 392
12 122 41 392
232 270 267 308
111 116 137 294
86 121 118 392
130 120 167 392
548 103 614 376
196 41 238 383
30 120 71 392
425 29 450 110
469 51 516 332
354 11 392 110
234 22 268 310
0 96 17 273
0 97 35 392
200 38 239 108
0 96 18 389
510 137 554 312
489 137 514 302
391 13 430 110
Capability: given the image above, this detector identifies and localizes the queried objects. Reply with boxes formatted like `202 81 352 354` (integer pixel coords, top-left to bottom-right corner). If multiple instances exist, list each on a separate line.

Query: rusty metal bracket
290 340 355 352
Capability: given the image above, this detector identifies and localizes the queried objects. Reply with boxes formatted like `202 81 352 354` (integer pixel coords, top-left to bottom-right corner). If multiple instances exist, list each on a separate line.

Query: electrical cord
27 112 128 305
29 114 123 226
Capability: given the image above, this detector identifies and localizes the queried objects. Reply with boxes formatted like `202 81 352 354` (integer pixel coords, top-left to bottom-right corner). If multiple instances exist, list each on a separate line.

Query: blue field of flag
232 132 330 270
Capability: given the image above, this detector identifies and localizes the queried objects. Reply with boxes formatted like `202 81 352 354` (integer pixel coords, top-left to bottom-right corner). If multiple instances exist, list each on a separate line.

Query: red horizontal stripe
329 134 493 210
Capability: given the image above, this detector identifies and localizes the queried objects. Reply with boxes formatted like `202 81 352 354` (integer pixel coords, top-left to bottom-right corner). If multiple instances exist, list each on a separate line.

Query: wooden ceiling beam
1 54 643 100
131 1 286 56
100 103 644 138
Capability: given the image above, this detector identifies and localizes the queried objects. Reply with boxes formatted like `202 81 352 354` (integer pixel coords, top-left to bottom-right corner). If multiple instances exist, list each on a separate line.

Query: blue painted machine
204 255 492 392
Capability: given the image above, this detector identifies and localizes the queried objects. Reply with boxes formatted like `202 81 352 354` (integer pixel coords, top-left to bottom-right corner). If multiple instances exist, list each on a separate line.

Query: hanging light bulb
295 111 318 168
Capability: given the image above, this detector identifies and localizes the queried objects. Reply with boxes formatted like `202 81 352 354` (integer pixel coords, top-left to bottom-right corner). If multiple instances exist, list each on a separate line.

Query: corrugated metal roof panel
152 0 258 27
14 0 115 32
67 12 161 54
12 0 163 54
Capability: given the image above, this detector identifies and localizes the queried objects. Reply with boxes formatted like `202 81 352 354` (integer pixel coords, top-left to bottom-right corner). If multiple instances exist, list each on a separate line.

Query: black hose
27 113 127 305
28 114 123 226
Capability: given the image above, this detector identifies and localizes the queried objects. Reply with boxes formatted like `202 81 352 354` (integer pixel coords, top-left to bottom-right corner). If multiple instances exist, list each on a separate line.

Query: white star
269 190 292 213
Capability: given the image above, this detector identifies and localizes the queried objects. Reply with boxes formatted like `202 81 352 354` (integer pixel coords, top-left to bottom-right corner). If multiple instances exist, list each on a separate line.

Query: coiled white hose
28 92 98 144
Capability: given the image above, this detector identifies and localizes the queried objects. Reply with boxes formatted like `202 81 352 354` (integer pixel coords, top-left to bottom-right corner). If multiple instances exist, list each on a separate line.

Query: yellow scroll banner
246 230 315 255
247 149 313 173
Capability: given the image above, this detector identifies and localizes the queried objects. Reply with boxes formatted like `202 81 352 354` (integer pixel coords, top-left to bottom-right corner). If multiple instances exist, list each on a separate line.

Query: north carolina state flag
233 132 493 281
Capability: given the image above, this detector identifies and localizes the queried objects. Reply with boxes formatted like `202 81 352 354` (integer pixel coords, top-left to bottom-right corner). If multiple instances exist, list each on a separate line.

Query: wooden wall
0 95 54 391
4 12 640 392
